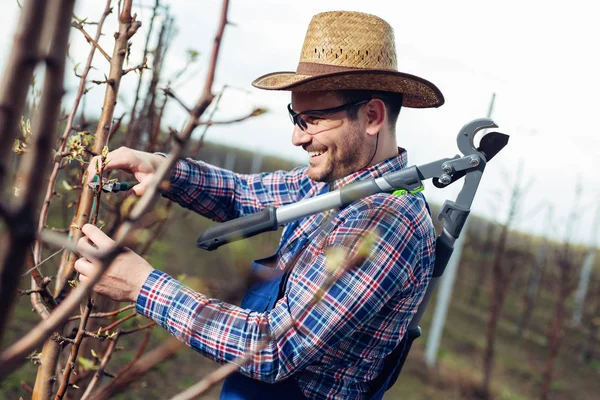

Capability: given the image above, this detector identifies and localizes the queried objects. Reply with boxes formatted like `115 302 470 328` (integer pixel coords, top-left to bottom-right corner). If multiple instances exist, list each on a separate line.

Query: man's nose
291 124 312 147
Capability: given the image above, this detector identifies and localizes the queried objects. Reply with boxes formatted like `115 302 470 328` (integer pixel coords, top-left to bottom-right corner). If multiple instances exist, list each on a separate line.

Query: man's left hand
75 224 154 303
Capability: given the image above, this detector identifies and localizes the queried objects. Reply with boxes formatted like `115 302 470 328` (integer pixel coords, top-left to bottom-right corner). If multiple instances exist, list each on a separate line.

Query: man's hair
337 90 403 129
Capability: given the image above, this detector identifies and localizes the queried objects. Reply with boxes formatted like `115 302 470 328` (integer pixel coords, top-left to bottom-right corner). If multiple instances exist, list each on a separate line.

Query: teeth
309 151 323 157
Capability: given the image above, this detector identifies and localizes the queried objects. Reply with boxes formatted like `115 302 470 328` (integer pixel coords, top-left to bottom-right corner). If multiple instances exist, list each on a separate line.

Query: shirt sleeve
136 194 434 383
161 158 316 221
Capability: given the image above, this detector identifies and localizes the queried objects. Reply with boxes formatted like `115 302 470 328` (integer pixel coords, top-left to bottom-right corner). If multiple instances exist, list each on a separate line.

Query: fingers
74 257 95 279
81 224 115 249
86 146 136 184
130 181 148 196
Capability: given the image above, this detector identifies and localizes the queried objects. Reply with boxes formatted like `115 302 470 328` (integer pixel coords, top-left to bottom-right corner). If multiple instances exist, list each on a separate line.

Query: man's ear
364 98 386 137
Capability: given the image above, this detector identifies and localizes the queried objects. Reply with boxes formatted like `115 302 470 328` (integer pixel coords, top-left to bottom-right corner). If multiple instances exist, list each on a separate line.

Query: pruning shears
87 175 138 193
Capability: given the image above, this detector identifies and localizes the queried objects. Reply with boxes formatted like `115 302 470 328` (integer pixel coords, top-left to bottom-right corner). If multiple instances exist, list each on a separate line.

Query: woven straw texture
253 11 444 108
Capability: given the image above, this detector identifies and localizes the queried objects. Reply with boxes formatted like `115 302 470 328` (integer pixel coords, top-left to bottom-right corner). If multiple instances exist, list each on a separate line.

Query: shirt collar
328 148 408 191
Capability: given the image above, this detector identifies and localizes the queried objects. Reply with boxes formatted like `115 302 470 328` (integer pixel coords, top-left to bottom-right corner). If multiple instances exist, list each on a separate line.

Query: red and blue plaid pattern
137 150 436 399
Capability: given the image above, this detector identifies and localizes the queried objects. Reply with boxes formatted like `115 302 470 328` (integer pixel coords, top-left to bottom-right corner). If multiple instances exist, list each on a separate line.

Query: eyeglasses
287 99 370 135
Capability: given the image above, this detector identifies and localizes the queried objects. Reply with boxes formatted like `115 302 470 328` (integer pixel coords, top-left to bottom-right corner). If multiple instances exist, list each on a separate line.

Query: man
76 10 444 399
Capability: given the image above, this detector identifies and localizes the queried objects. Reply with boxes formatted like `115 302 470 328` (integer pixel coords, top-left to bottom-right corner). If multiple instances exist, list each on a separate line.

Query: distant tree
480 164 532 398
540 182 586 400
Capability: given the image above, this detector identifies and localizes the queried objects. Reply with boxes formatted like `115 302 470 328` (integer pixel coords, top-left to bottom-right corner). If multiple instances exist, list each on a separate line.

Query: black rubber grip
196 207 279 251
433 234 454 277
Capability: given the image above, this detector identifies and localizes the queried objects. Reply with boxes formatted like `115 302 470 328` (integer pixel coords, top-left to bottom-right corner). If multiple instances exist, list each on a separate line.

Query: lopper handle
196 207 279 251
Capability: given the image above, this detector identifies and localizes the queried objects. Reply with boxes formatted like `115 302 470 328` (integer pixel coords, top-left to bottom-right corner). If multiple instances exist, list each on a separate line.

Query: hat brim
252 69 444 108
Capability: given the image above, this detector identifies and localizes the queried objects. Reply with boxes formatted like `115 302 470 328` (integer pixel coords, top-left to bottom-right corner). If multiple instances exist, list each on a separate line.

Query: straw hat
252 11 444 108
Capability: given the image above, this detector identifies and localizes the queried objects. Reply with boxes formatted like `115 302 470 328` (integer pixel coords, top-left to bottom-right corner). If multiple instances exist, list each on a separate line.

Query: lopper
195 118 509 382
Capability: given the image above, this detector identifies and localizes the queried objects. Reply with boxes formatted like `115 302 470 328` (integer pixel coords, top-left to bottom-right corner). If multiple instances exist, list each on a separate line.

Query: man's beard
307 124 365 183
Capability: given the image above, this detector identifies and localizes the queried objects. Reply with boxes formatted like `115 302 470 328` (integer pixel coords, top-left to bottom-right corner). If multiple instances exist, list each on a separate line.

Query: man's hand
87 147 167 196
75 224 154 303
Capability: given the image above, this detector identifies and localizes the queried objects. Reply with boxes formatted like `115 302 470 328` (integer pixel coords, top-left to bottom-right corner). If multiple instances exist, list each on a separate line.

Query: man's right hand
87 147 167 196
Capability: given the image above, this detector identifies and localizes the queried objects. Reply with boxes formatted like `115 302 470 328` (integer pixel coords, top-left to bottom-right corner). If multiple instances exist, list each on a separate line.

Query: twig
0 0 229 379
80 331 121 400
90 337 182 400
191 85 227 157
138 201 172 255
71 22 112 62
21 246 65 277
21 381 34 394
120 321 155 335
145 93 169 152
107 327 151 379
122 58 147 76
196 108 266 126
163 87 191 113
69 304 135 321
99 312 136 333
54 297 94 399
107 113 125 143
25 249 58 316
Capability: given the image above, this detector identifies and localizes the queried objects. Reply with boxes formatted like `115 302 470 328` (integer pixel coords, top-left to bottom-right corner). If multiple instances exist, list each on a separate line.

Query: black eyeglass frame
287 99 371 132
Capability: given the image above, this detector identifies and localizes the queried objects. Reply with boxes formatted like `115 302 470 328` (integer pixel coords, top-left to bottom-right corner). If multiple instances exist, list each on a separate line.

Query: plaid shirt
136 149 436 399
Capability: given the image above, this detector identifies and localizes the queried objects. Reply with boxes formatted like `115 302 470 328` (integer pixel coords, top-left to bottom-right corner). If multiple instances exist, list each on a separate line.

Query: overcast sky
0 0 598 245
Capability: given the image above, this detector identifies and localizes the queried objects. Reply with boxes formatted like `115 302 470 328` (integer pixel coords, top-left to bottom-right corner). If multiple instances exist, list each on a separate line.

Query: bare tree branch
124 0 161 148
34 0 112 269
191 85 227 157
0 0 76 348
99 312 136 333
122 58 148 76
80 331 120 400
54 0 141 300
0 0 48 189
119 321 155 336
163 87 191 113
90 337 181 400
196 108 266 126
0 0 229 379
68 304 135 321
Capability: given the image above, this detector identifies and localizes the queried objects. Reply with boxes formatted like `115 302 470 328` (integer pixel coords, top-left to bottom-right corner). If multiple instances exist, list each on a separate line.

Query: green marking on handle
393 185 425 197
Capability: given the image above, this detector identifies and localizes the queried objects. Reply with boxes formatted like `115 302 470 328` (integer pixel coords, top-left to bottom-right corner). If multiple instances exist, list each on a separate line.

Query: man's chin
306 166 330 183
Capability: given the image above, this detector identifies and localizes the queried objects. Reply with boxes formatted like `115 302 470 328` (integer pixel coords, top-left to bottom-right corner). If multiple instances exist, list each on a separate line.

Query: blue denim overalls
219 212 410 399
